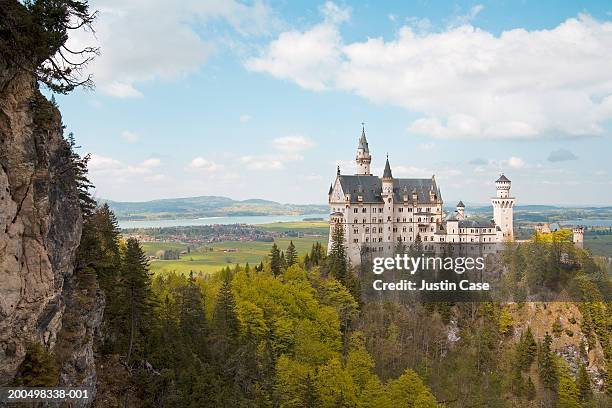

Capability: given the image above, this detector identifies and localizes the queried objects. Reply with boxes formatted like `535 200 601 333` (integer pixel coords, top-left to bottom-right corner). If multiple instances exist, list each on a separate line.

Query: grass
142 221 329 276
585 235 612 258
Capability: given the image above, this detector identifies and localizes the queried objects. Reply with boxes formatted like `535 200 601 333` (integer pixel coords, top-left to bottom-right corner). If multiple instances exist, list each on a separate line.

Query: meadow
142 221 329 276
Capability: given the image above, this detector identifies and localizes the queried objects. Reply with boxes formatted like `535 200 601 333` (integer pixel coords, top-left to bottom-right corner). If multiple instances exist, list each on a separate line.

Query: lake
119 213 330 229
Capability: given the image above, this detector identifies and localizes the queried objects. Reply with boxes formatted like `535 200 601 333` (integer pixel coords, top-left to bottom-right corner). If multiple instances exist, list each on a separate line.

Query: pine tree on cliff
270 243 281 276
538 333 559 391
123 237 155 364
286 241 297 266
575 364 592 403
1 0 98 93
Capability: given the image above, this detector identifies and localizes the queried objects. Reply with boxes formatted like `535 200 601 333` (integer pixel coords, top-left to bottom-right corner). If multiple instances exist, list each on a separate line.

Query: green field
142 221 329 276
585 235 612 258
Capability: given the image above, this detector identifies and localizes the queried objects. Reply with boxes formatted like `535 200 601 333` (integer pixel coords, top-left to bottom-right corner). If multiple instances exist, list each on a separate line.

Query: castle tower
382 155 394 245
572 227 584 249
456 201 465 220
356 125 372 175
491 174 515 240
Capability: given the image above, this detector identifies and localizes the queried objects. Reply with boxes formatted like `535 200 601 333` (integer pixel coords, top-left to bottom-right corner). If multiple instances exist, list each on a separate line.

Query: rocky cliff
0 60 102 403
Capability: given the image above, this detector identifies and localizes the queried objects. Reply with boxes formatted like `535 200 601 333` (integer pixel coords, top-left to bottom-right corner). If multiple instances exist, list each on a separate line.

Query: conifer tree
302 373 320 407
576 364 592 403
270 243 281 276
213 279 239 356
177 273 207 347
327 223 348 282
286 241 297 266
538 333 559 391
123 237 155 364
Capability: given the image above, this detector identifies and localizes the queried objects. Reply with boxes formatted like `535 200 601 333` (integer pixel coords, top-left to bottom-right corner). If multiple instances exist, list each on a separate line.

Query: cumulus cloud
548 148 578 162
67 0 276 97
247 11 612 139
240 156 284 170
88 154 165 182
187 157 223 171
120 130 140 143
239 135 315 170
506 156 527 169
271 135 315 152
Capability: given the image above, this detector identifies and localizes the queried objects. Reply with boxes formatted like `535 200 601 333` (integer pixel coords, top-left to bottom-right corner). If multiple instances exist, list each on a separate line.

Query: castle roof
496 174 510 183
358 126 369 152
458 218 496 229
457 200 465 208
336 174 441 204
383 156 393 179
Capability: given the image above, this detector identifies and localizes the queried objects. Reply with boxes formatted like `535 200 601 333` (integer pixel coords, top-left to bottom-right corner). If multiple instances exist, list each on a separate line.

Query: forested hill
103 196 328 220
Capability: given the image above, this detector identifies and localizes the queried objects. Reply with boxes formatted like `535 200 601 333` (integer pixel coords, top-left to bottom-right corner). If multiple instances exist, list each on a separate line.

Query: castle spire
383 154 393 179
355 123 372 175
358 123 369 153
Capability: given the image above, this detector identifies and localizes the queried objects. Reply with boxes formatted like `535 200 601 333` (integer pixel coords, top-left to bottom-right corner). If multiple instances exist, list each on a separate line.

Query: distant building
328 126 515 265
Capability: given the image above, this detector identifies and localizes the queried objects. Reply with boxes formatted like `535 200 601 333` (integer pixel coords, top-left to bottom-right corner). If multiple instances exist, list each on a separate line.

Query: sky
54 0 612 206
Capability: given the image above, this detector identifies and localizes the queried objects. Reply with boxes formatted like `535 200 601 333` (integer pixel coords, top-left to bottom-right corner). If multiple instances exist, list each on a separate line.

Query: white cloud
120 130 140 143
271 135 315 152
449 4 484 28
89 154 122 171
187 157 222 171
319 1 351 24
506 156 527 169
239 114 252 123
66 0 277 98
240 155 284 170
141 158 161 167
248 13 612 140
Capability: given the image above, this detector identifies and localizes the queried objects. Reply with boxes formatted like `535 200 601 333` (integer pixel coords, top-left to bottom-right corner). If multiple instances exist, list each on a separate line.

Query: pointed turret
358 125 369 153
355 123 372 175
383 155 393 179
328 184 333 195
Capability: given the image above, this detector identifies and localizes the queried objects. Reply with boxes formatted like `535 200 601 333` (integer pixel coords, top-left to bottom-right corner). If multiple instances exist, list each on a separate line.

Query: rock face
0 60 101 400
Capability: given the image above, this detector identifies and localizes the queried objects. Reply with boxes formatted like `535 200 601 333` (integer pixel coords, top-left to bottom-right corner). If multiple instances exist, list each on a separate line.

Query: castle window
399 207 403 212
430 217 434 222
366 227 369 233
366 237 369 242
408 208 412 212
397 218 400 222
403 218 406 222
402 227 406 232
410 218 413 222
354 220 357 224
353 238 359 243
363 218 366 224
354 208 358 213
424 236 428 241
409 228 413 232
362 208 367 213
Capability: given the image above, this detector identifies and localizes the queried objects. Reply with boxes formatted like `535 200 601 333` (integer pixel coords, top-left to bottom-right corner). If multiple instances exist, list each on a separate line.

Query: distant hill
101 196 328 220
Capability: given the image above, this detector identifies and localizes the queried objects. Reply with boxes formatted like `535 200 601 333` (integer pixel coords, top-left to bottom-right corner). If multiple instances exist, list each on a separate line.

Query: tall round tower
382 155 394 244
356 125 372 175
491 174 515 240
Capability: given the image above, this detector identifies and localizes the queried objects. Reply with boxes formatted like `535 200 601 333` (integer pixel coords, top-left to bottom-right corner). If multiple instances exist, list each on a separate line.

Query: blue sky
55 1 612 205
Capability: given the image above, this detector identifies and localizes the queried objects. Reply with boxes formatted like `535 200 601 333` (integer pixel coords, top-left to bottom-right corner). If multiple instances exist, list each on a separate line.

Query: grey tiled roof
337 175 441 204
456 200 465 207
496 174 510 182
458 218 496 229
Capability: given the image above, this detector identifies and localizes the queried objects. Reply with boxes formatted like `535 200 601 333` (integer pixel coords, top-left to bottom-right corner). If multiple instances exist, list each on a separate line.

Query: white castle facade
328 127 515 265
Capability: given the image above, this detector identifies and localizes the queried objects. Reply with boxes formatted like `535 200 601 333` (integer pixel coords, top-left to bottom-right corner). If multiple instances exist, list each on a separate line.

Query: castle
328 127 515 265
